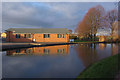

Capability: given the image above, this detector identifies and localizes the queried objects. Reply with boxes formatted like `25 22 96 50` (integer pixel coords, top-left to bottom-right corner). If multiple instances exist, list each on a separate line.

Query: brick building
6 28 69 42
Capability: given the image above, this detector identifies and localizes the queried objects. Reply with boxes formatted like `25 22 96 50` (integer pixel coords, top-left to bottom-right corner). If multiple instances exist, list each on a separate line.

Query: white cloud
48 3 78 19
2 2 116 32
2 3 35 19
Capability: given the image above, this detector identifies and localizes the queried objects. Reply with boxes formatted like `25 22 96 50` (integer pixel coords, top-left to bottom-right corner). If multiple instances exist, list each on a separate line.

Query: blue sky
2 2 117 32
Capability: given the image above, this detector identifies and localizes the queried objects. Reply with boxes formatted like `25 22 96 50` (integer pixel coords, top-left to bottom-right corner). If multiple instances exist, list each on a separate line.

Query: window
16 34 20 38
24 49 27 53
43 49 50 54
63 34 66 38
57 49 65 54
24 49 31 54
24 34 26 38
43 34 50 38
24 34 31 38
57 34 59 38
60 34 62 38
16 49 20 53
57 34 66 38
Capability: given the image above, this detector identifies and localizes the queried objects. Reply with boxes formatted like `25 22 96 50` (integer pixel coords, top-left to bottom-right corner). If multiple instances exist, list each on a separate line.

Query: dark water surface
2 43 120 78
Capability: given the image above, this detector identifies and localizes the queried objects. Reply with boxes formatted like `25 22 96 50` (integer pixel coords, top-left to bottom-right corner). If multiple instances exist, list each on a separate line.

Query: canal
2 43 120 78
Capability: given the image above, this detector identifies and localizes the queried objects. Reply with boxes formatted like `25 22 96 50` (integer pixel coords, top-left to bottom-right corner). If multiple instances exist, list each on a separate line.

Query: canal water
2 43 120 78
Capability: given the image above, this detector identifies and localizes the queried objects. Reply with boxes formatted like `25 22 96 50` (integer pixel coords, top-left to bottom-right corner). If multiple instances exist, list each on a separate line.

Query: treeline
75 5 118 41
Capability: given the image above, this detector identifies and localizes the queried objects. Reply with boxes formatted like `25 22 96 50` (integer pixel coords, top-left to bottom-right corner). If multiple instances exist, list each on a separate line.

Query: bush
69 36 78 40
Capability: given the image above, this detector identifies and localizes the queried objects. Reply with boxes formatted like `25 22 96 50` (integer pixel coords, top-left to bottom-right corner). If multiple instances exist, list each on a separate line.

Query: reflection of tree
74 44 98 67
111 44 119 56
105 9 118 36
75 5 105 41
75 43 119 67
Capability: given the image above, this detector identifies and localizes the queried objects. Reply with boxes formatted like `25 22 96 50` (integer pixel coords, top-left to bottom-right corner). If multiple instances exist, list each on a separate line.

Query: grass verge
77 54 120 78
74 40 99 43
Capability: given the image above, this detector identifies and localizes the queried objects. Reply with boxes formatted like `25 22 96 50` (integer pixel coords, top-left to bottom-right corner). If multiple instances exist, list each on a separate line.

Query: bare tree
68 29 72 34
105 9 118 36
76 5 105 41
86 5 105 41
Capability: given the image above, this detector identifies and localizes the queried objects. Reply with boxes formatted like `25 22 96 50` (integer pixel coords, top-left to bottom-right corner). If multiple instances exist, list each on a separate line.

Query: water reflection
6 45 69 56
74 43 119 67
3 43 120 78
99 43 107 50
111 44 120 55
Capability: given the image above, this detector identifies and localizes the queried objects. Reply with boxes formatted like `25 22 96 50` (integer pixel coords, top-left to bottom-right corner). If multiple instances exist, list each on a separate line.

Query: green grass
77 54 120 78
74 40 99 43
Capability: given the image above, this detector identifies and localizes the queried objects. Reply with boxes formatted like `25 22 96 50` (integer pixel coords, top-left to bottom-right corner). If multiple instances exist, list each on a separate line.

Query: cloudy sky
2 2 117 32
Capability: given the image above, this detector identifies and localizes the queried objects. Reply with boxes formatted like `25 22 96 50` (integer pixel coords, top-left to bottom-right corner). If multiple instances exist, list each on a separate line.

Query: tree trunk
94 34 96 41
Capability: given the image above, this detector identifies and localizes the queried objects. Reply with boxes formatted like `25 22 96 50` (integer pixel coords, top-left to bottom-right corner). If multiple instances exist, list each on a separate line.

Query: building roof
6 28 69 34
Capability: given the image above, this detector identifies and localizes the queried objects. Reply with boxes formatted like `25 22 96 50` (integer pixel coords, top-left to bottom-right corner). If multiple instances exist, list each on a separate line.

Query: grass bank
74 40 99 43
77 54 120 78
73 40 120 44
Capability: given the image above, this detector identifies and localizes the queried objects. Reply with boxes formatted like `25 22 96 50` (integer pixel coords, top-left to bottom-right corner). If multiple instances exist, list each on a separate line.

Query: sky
2 2 117 32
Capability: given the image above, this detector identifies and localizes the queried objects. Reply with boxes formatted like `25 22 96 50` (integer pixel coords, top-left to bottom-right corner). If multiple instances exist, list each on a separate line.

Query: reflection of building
6 45 69 56
0 32 6 38
6 28 69 42
99 43 107 50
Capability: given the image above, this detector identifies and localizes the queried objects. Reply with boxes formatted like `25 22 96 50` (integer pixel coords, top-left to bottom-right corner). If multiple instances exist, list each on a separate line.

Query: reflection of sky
2 43 118 78
2 2 117 32
2 47 85 78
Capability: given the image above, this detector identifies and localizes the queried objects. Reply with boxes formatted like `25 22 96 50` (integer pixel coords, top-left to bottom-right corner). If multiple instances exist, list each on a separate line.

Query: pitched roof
6 28 69 34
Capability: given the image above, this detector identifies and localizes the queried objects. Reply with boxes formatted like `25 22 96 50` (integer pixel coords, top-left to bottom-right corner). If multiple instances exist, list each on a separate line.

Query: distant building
6 28 69 42
0 32 6 38
98 36 107 42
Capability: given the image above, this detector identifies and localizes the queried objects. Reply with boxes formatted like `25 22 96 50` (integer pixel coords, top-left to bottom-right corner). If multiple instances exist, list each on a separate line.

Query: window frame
24 34 31 38
43 34 50 38
16 49 21 53
57 48 65 54
43 48 50 54
63 34 66 38
57 34 59 38
57 34 66 38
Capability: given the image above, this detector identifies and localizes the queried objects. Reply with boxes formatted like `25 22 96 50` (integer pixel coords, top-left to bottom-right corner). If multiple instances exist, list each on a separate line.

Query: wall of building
6 31 69 42
34 34 69 42
6 31 33 42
